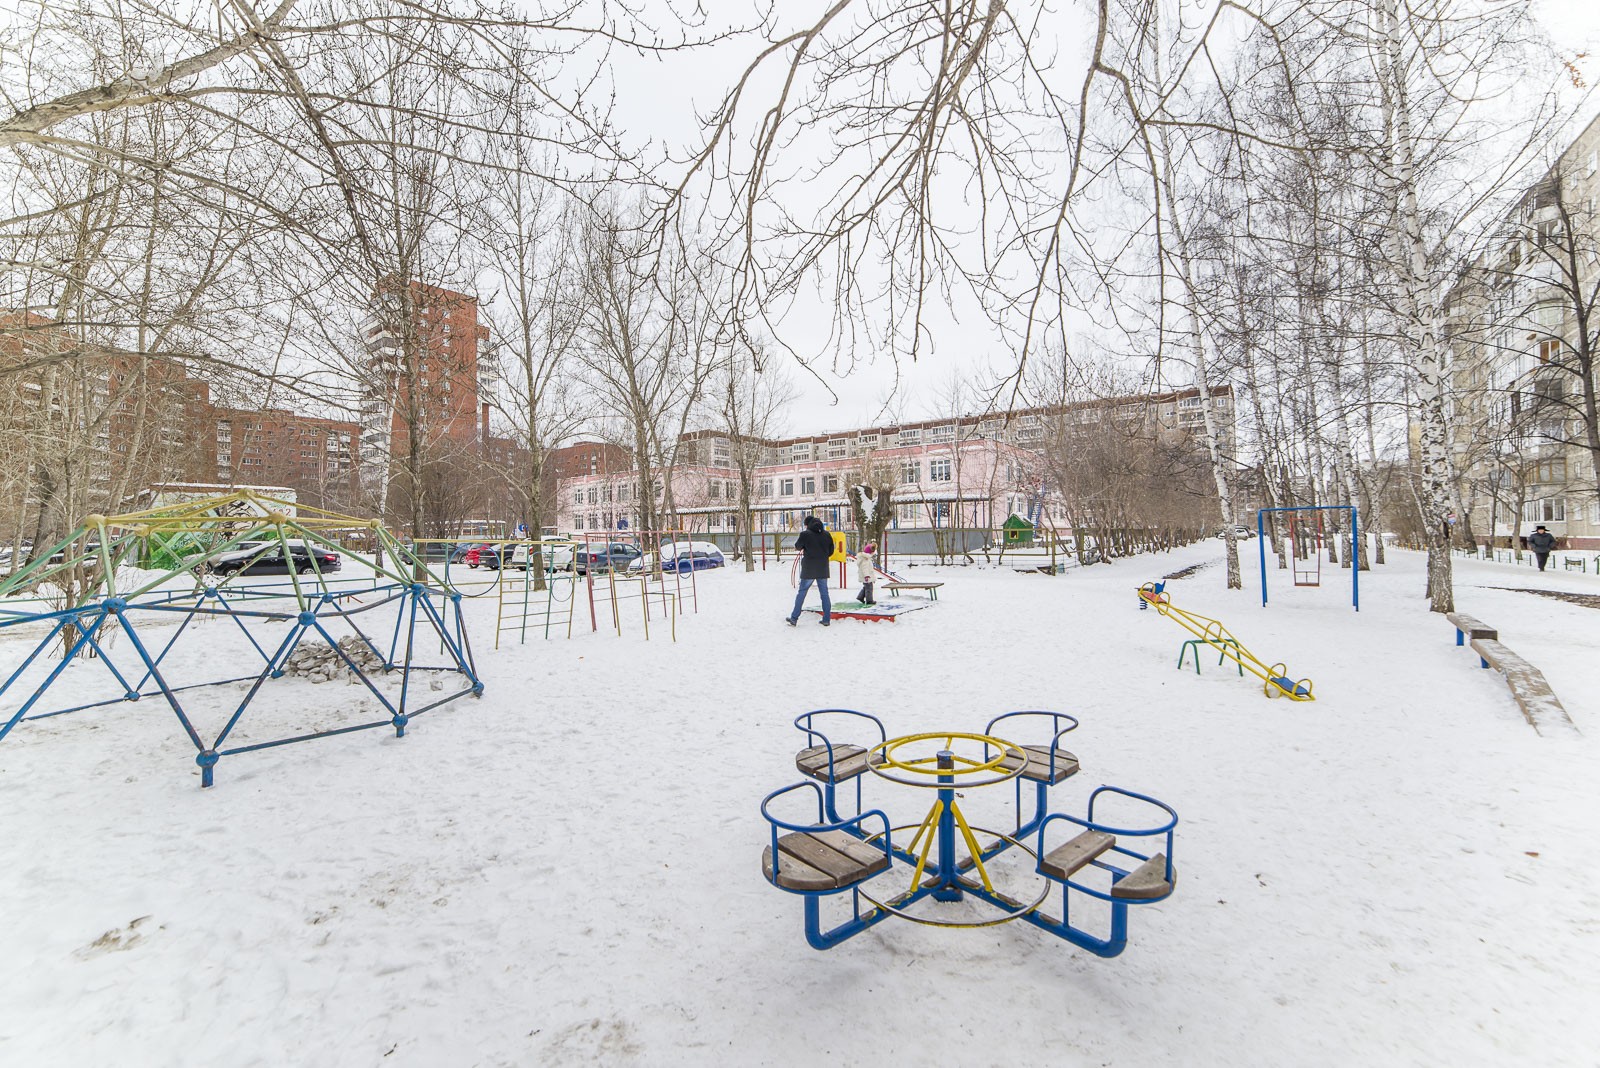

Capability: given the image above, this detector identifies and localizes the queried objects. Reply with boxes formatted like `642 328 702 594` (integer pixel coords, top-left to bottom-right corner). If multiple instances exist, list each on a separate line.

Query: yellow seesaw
1137 583 1314 701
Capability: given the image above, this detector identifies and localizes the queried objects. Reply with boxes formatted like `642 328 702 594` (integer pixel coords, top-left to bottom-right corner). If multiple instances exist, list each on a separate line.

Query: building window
900 462 920 485
587 487 598 504
1530 457 1567 484
573 489 584 504
1537 338 1563 364
823 475 840 494
929 459 952 482
575 516 585 530
1522 498 1566 523
710 481 721 499
725 480 736 498
759 479 773 498
827 438 849 459
602 485 613 503
781 479 795 496
801 476 816 495
791 442 813 463
588 513 599 528
897 428 922 446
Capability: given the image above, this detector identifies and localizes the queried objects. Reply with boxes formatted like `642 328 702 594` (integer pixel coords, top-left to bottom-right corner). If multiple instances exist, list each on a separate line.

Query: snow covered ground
1 543 1597 1066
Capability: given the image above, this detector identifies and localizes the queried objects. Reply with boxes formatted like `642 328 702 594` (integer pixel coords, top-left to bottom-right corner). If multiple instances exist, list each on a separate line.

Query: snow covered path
1 543 1596 1065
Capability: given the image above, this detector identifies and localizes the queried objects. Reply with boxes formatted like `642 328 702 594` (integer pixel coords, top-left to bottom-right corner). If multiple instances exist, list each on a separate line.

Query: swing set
1256 506 1359 611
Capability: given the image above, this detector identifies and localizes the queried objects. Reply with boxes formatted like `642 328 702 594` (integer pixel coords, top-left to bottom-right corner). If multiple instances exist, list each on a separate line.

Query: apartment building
1446 111 1600 549
553 386 1235 537
360 281 494 509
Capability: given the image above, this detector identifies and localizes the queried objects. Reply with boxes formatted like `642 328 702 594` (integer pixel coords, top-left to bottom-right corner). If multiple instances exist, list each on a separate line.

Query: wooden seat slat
794 744 884 782
1111 853 1174 900
997 744 1079 785
763 831 889 891
761 845 836 891
1039 829 1116 881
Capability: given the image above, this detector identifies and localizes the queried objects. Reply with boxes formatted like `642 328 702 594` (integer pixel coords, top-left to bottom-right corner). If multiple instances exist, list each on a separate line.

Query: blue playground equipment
0 492 482 787
760 709 1178 956
1257 505 1359 611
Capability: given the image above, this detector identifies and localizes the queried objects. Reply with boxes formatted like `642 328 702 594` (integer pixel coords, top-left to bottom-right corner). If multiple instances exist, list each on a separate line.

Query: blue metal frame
1257 505 1359 611
792 708 887 823
984 710 1079 840
0 580 482 787
760 781 895 950
763 721 1179 957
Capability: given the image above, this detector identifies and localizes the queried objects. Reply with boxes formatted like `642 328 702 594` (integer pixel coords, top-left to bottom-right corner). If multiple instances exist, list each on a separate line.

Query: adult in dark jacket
787 515 834 626
1528 525 1557 571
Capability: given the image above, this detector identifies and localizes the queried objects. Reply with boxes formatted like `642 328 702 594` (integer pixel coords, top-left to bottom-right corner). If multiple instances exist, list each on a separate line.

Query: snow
1 544 1598 1065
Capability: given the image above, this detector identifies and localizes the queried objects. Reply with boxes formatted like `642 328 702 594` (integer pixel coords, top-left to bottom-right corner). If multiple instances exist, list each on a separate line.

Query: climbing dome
0 491 481 787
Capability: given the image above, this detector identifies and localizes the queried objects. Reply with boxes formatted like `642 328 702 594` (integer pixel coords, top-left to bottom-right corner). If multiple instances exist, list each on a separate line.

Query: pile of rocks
281 635 386 684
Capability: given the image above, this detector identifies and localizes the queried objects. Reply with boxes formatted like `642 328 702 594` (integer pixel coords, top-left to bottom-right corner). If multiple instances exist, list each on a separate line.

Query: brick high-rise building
361 282 494 529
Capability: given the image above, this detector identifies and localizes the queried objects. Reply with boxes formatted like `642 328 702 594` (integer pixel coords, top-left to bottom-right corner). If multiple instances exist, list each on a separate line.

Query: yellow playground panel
1137 583 1314 701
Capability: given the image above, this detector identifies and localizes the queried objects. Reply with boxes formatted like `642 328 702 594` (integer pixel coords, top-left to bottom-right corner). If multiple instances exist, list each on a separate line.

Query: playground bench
795 743 884 782
884 581 942 600
761 829 890 891
997 744 1080 785
1468 638 1578 737
1446 612 1497 646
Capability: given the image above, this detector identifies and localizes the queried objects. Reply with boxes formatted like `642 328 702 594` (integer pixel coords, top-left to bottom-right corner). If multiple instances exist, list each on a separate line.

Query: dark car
207 540 342 576
464 544 504 570
574 542 642 575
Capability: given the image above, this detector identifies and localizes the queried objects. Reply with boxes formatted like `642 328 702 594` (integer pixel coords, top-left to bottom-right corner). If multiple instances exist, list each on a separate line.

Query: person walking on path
855 541 877 604
787 515 833 626
1528 525 1557 572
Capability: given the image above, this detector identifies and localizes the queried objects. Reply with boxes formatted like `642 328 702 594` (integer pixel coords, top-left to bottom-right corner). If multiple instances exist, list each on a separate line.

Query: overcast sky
599 0 1600 437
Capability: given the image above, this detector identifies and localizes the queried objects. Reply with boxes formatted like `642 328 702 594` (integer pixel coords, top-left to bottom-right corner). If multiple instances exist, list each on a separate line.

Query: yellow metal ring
866 732 1028 789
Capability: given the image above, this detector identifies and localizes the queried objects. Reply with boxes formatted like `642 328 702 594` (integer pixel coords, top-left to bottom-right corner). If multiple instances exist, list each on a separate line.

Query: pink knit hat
864 542 876 553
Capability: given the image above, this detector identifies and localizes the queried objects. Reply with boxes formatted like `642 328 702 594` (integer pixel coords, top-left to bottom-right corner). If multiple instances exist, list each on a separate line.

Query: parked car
572 542 643 575
1213 525 1256 539
463 543 504 570
627 541 726 574
507 543 574 572
203 540 341 577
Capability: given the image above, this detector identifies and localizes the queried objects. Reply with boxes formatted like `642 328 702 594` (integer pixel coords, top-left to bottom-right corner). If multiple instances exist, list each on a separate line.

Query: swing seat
1268 676 1312 698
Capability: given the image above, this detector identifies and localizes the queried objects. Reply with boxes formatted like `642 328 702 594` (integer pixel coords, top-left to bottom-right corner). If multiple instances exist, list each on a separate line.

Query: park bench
761 829 891 891
1445 611 1497 647
1468 637 1578 737
883 580 942 600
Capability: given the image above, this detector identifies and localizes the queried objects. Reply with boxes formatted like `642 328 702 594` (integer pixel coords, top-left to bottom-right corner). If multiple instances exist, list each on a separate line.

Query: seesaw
1137 582 1313 700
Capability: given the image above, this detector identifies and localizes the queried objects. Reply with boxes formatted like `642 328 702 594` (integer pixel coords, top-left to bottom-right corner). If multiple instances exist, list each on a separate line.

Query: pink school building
553 388 1235 541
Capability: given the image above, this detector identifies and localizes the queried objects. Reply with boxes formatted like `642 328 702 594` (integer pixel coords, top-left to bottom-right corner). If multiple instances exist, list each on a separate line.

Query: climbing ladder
495 566 578 647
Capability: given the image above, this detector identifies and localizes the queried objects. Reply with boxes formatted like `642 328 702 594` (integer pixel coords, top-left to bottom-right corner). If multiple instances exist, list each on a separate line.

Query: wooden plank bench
794 744 884 782
997 744 1080 785
1468 638 1579 737
1445 612 1497 647
761 830 890 891
884 581 942 600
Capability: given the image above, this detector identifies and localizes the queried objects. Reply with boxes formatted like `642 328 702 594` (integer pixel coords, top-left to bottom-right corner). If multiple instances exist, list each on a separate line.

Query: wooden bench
884 581 942 600
997 744 1080 785
1468 638 1579 737
1445 612 1497 647
795 744 884 782
761 830 890 891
